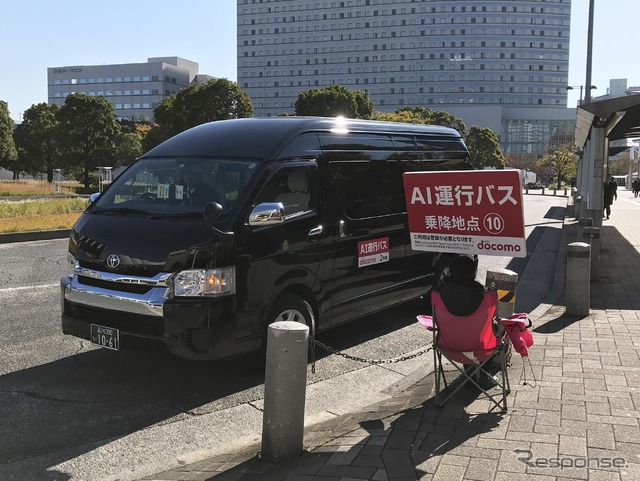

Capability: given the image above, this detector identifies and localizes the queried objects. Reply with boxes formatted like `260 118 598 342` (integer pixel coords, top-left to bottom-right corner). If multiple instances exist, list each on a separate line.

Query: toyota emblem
106 254 121 269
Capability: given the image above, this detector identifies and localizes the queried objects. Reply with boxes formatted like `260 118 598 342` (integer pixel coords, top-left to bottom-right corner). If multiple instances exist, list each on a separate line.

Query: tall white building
237 0 574 155
48 57 199 121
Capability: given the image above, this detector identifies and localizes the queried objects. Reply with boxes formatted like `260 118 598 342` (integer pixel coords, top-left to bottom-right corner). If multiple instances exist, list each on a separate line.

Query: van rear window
328 157 472 219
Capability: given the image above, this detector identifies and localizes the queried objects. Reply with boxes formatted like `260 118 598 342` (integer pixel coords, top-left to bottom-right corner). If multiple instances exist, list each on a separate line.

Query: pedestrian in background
633 178 640 198
604 176 618 219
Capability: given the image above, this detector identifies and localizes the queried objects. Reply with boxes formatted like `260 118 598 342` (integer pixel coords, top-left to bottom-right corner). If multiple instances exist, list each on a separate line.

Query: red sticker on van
358 237 390 268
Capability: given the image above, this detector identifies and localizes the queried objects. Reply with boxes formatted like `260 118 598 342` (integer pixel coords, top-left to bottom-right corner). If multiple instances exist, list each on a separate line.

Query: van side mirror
203 201 223 225
203 201 235 251
89 192 101 204
249 202 285 226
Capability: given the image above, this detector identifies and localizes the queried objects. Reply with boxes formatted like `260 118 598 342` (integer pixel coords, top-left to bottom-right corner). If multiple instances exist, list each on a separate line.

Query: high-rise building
48 57 199 121
237 0 574 155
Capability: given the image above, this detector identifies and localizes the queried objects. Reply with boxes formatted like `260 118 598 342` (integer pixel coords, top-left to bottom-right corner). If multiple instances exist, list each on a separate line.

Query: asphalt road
0 193 567 481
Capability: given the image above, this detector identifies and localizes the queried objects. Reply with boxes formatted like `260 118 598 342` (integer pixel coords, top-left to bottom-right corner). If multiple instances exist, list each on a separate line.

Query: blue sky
2 0 638 122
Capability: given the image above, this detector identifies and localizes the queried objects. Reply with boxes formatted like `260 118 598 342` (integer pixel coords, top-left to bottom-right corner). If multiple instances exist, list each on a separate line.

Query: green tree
394 107 468 136
373 110 428 124
146 78 253 150
465 126 505 169
536 143 577 189
57 93 123 188
117 132 143 165
294 85 374 119
12 103 61 182
505 153 537 172
0 101 18 176
608 150 632 176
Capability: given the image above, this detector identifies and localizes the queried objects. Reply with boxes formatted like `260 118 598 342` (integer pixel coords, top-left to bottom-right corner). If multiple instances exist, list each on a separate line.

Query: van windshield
92 157 259 216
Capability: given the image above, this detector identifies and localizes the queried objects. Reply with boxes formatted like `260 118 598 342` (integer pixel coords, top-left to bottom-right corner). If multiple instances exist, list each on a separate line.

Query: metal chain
312 338 433 366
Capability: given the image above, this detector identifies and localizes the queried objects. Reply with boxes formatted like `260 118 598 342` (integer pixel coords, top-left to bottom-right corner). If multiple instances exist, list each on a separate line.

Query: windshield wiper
92 207 151 216
147 212 205 220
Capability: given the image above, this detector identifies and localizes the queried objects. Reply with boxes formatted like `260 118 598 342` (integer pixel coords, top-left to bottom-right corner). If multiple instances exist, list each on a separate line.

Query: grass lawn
0 179 81 196
0 213 83 233
0 193 89 234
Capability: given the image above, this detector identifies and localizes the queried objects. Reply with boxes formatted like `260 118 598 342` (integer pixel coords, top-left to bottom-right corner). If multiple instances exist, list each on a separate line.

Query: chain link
311 338 433 366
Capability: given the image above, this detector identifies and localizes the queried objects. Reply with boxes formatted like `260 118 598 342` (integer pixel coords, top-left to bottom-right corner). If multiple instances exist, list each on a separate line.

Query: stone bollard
261 321 309 462
485 268 518 319
583 226 601 280
577 217 592 242
574 196 582 220
565 242 591 316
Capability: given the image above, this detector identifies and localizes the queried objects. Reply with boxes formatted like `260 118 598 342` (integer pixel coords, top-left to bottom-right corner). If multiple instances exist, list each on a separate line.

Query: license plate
90 324 119 350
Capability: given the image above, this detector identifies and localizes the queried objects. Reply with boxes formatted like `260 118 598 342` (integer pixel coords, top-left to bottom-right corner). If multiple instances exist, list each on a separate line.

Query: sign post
403 170 526 258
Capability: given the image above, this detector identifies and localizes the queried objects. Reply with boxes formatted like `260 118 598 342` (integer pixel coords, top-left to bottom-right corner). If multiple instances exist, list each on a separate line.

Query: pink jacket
500 313 533 357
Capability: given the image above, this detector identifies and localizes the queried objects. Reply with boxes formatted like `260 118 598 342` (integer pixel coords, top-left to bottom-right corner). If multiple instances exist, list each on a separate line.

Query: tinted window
254 165 318 217
324 134 471 219
92 157 259 216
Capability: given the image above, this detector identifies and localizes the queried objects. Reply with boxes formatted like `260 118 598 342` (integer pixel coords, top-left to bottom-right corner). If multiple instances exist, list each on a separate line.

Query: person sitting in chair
436 255 499 389
437 255 485 317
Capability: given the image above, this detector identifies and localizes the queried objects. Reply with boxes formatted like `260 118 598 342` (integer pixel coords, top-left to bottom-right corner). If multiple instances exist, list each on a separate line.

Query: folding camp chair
418 289 511 412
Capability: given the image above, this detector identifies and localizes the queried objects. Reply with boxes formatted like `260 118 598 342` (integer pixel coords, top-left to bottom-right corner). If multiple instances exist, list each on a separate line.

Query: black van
60 117 474 360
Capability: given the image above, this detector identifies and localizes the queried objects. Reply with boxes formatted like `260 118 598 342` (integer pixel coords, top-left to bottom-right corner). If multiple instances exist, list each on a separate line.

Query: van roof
143 117 464 162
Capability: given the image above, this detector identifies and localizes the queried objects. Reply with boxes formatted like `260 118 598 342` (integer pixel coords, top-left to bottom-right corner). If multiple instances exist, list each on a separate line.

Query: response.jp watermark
514 449 628 469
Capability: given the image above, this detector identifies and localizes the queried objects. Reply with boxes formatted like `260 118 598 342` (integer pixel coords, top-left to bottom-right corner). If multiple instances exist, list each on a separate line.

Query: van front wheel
263 294 316 363
269 294 315 334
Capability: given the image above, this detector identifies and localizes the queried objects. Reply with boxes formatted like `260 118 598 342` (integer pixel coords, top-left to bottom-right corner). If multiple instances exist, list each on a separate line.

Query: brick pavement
139 190 640 481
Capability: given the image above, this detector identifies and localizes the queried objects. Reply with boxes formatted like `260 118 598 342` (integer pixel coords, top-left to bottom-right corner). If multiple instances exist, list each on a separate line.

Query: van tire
253 294 315 367
269 294 315 333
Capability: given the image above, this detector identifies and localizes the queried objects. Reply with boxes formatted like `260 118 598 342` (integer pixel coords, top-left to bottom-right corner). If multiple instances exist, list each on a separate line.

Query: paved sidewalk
137 191 640 481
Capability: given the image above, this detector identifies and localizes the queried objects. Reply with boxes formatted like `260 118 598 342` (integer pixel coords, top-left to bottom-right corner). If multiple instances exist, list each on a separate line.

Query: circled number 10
483 213 505 235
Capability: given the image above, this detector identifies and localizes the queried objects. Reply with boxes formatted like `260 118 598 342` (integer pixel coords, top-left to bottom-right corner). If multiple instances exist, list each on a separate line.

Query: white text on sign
410 185 518 207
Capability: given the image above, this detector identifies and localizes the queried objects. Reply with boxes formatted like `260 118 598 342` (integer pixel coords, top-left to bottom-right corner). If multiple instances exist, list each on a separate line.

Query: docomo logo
477 240 522 253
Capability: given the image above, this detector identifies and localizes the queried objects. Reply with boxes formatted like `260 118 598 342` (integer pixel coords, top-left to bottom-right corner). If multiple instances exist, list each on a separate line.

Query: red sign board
358 237 390 268
402 169 526 257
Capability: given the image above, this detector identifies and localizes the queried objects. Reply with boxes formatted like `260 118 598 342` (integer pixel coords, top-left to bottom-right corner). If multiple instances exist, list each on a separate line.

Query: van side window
255 167 317 217
328 158 406 218
323 133 471 220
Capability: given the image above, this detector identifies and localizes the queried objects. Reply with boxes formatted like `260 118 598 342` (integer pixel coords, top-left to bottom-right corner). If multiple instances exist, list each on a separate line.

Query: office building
237 0 573 155
48 57 199 121
589 78 640 103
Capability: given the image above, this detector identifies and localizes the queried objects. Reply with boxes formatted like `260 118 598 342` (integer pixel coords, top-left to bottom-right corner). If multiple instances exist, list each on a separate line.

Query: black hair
449 255 477 281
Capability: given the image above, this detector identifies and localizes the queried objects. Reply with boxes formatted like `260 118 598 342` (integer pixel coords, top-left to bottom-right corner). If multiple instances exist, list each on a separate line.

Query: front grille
79 259 160 277
65 300 164 337
78 275 153 295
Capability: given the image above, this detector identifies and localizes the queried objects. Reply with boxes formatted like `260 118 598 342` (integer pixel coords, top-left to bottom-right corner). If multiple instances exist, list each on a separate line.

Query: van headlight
173 267 236 297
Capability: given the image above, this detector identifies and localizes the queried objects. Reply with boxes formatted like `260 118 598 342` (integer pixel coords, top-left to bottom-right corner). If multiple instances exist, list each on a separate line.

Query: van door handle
308 225 323 241
338 219 346 238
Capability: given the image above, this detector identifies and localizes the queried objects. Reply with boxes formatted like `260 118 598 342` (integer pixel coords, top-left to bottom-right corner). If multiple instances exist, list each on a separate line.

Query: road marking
0 283 58 293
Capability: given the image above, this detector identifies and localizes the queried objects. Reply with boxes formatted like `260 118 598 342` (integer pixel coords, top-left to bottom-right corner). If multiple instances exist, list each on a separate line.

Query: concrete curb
0 229 70 244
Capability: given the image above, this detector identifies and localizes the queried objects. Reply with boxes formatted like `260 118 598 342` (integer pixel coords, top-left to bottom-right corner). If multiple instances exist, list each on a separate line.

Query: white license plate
90 324 119 350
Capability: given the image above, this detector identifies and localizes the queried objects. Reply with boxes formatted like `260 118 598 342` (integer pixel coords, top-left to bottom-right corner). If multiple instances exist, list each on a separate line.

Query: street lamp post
566 85 597 105
585 0 595 104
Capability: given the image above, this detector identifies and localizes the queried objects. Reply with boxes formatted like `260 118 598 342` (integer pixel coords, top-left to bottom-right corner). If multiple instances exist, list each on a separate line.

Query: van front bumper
60 275 227 360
